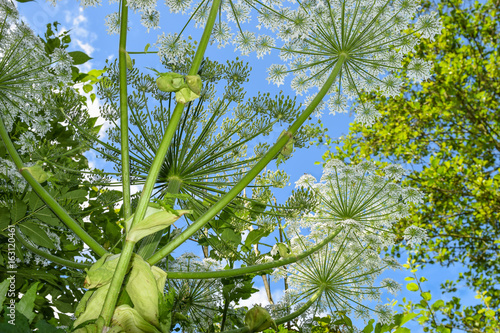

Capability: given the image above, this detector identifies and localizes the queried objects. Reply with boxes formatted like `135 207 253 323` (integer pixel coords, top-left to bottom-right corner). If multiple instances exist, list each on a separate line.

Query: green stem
137 176 182 259
126 51 158 54
98 241 136 328
221 286 325 333
15 229 90 269
162 227 341 279
98 0 223 326
0 116 107 257
129 0 222 234
119 0 131 220
148 54 348 265
275 286 324 325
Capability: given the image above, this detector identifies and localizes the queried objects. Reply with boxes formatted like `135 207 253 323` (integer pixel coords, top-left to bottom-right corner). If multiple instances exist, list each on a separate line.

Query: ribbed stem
163 227 341 279
98 240 136 328
119 0 131 219
148 55 348 265
98 0 223 326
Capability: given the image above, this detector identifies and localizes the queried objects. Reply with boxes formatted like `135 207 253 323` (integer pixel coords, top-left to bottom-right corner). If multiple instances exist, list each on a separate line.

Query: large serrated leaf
28 191 44 210
18 222 55 249
221 228 241 245
11 197 27 223
0 207 9 232
60 189 87 202
34 207 62 226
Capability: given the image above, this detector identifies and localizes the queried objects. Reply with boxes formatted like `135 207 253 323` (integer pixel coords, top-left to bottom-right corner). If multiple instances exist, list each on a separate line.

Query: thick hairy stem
98 240 136 328
221 287 325 333
148 55 348 265
119 0 131 219
15 229 90 269
98 0 223 327
163 227 341 279
0 116 107 257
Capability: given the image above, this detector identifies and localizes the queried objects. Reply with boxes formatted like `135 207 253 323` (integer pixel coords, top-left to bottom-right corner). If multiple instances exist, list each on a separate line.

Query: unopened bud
245 305 277 332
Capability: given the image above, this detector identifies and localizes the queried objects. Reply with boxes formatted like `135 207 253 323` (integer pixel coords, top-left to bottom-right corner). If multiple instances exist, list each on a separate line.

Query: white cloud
76 39 95 56
63 7 97 57
236 286 284 308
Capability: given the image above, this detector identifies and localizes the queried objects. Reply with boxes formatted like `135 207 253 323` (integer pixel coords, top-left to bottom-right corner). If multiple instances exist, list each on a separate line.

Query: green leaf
22 164 51 183
83 84 93 93
11 197 27 223
400 312 418 325
245 229 265 248
221 228 242 245
34 207 61 226
0 207 9 231
34 320 65 333
16 282 39 324
406 283 419 292
436 326 451 333
430 299 443 310
0 311 30 332
68 51 92 65
127 210 190 243
87 69 106 78
362 319 375 333
421 292 432 301
0 279 10 308
144 43 150 52
18 221 55 249
485 309 496 318
60 189 87 202
394 328 411 333
28 191 44 210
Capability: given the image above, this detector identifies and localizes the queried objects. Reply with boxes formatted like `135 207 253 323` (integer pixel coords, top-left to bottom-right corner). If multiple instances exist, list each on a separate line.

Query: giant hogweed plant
0 0 442 331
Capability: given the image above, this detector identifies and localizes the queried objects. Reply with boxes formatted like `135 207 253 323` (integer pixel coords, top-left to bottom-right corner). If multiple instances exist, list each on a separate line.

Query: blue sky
16 0 481 330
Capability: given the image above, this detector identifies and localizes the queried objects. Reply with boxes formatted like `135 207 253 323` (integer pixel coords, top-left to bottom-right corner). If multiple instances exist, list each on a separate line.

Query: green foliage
327 0 500 328
0 21 120 330
397 261 500 333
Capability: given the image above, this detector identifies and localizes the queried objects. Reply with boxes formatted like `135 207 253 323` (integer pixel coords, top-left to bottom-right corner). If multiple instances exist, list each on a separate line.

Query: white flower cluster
0 1 73 142
293 159 425 246
274 159 426 324
260 0 442 125
0 158 27 192
167 253 223 331
154 33 193 65
169 252 222 272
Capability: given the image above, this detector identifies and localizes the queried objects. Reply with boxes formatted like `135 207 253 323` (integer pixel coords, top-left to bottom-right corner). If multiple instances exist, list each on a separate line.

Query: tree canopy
329 0 500 329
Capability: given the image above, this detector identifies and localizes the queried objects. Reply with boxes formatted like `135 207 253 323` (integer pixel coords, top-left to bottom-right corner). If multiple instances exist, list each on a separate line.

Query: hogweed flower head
273 159 425 325
295 159 426 247
264 0 442 125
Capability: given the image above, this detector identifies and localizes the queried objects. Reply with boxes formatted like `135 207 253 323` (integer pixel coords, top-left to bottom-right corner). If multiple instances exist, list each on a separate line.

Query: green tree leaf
68 51 92 65
18 221 55 249
406 283 419 292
